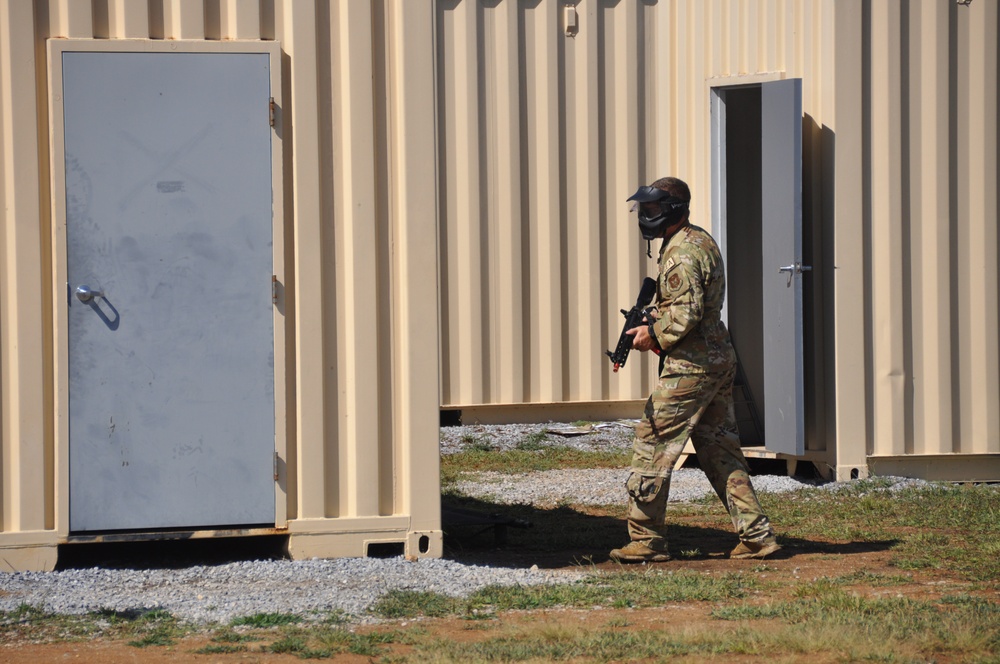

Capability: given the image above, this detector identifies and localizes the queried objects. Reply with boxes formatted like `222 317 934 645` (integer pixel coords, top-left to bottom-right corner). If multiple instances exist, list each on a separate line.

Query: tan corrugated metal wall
435 0 1000 480
865 0 999 476
0 0 442 571
436 0 844 441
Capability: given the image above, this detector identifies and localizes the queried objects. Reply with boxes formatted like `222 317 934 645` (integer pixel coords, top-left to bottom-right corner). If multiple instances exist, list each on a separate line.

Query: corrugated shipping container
1 0 998 572
1 0 442 572
434 0 1000 485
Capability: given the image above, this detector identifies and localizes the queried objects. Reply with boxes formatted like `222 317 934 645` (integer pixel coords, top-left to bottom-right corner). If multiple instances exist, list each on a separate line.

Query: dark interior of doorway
722 86 766 446
56 536 289 570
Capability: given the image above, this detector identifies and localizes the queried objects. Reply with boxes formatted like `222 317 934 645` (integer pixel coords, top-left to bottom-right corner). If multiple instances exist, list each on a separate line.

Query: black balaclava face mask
626 185 690 255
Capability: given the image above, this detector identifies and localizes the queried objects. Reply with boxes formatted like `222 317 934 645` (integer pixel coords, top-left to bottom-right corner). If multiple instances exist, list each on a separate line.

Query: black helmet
627 185 689 240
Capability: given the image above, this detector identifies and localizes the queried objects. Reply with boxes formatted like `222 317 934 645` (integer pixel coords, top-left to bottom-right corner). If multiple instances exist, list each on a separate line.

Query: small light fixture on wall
956 0 972 6
564 4 579 38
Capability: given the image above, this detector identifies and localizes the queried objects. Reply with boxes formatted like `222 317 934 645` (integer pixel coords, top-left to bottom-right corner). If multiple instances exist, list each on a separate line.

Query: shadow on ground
442 494 900 570
54 491 898 572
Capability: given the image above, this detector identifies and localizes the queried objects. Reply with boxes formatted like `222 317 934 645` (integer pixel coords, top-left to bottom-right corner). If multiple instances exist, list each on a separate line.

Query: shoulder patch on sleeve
667 271 683 291
663 257 676 272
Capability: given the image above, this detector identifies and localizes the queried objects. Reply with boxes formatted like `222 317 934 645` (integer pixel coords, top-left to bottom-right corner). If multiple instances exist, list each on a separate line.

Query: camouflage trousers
626 365 773 546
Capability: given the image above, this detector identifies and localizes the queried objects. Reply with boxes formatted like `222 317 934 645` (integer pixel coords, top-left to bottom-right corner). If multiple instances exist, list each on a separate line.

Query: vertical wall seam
948 2 962 454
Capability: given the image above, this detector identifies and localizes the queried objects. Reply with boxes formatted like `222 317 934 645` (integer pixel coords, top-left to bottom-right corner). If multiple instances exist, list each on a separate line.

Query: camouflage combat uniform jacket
648 223 736 375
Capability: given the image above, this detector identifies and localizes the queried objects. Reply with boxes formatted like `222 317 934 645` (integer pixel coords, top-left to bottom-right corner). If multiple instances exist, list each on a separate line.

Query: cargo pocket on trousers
625 473 664 504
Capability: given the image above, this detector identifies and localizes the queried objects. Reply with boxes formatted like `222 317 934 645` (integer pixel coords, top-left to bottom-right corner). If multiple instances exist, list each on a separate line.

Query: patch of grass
604 616 632 628
88 608 185 649
790 576 841 599
372 570 756 620
515 431 549 450
372 590 463 619
262 627 399 659
708 589 1000 660
127 630 176 648
127 627 181 648
442 446 630 481
403 624 755 662
832 570 914 587
321 609 349 625
399 588 999 664
344 631 396 656
463 609 496 621
762 482 1000 582
461 434 495 452
0 603 50 624
267 633 310 654
0 605 175 644
230 612 302 628
376 626 431 645
589 569 757 605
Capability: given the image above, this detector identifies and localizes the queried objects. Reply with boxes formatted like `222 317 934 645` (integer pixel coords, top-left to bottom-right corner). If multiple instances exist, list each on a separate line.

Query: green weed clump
372 590 463 619
460 434 495 452
259 626 401 658
230 612 302 628
93 608 184 649
515 431 549 450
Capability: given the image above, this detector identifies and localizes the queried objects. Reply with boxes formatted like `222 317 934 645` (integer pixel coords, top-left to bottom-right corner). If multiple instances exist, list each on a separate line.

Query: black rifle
606 277 658 372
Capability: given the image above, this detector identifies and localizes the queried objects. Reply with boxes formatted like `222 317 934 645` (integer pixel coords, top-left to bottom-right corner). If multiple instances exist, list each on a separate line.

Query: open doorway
711 79 806 456
718 86 766 446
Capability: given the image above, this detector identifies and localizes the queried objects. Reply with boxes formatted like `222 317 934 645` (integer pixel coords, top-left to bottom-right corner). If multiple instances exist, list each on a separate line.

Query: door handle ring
75 285 104 303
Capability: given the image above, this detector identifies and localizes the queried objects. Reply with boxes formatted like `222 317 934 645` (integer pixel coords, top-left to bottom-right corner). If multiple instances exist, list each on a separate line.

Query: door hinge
269 97 275 127
272 275 278 304
274 451 280 481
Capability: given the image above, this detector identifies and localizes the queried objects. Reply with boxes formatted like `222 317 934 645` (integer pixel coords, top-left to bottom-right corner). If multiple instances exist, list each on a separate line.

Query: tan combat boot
609 540 671 563
729 537 781 559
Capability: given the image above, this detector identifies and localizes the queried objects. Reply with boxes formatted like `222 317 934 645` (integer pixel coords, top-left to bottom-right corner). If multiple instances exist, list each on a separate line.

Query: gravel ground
444 420 832 505
0 421 931 625
0 557 572 626
439 420 639 455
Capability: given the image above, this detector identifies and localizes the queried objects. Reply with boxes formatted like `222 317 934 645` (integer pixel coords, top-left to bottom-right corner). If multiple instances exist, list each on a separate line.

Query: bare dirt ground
0 502 973 664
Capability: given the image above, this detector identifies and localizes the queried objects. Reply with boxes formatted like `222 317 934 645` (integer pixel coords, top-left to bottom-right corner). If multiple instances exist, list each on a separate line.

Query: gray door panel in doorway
760 78 805 456
711 78 806 457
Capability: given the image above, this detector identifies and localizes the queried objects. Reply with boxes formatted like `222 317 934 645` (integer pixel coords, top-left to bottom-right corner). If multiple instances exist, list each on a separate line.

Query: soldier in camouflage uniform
609 177 780 563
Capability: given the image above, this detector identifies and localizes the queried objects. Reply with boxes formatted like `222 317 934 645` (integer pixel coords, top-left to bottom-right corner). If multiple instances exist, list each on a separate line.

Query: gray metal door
63 52 276 531
760 78 806 456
